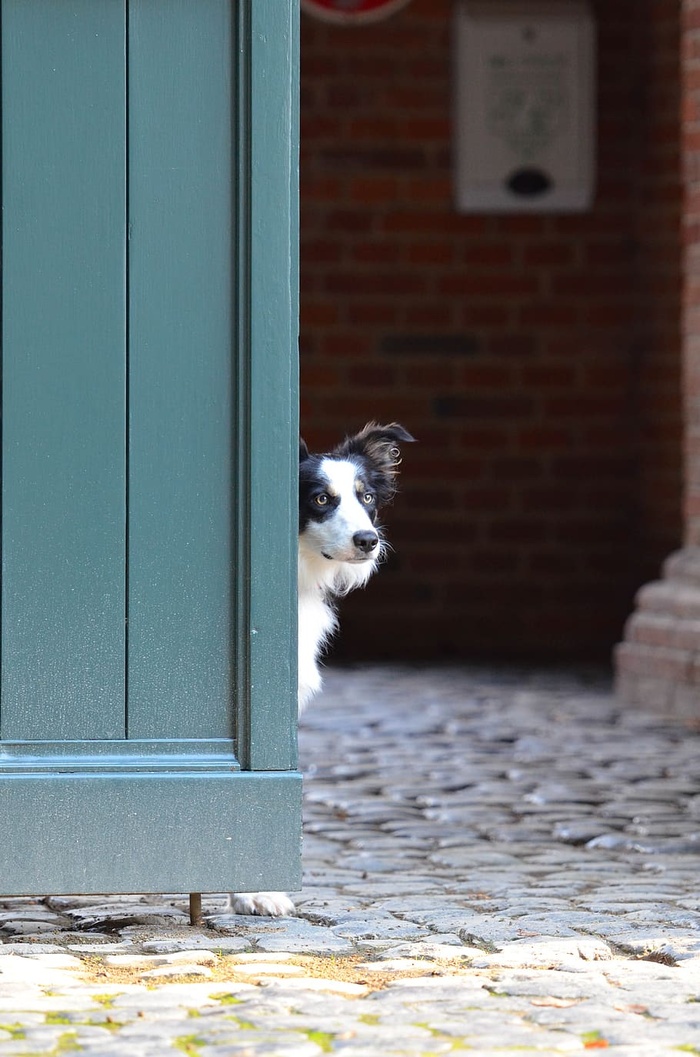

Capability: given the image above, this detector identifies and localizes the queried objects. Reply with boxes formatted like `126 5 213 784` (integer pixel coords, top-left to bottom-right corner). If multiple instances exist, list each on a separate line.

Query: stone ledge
615 547 700 721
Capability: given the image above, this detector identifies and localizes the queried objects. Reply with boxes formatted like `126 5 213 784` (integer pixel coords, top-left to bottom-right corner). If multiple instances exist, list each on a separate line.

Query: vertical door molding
234 0 299 772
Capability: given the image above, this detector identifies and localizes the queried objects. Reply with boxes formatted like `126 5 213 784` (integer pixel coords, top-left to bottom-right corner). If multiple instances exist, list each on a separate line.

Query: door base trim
0 770 302 895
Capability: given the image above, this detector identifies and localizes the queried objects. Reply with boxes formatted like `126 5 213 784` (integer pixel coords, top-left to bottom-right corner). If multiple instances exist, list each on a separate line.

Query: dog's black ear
335 422 415 500
299 437 310 463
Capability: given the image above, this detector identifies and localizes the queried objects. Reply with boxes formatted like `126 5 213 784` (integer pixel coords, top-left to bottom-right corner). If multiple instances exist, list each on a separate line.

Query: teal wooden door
0 0 300 895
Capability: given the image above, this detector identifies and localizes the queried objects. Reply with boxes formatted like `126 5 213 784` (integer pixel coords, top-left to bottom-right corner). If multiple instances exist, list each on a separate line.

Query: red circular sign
301 0 412 25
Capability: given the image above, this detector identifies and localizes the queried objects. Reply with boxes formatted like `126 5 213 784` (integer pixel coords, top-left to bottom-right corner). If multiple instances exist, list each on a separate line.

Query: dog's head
299 422 414 567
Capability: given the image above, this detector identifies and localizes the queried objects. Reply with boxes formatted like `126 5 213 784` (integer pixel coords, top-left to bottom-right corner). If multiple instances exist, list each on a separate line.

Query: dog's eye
314 493 329 507
362 492 375 506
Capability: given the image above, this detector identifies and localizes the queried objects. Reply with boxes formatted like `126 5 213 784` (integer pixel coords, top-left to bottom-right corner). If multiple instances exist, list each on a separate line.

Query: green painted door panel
0 0 300 896
1 0 127 741
127 0 234 740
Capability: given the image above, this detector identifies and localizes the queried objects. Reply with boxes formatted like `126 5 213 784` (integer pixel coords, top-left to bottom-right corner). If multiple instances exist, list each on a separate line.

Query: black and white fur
230 422 414 917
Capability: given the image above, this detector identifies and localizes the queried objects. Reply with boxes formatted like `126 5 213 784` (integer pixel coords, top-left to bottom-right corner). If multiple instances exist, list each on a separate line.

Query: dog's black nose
353 530 379 554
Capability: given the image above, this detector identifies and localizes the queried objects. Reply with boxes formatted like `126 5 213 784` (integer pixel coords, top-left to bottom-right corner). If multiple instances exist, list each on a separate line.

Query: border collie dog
230 422 414 917
297 421 415 712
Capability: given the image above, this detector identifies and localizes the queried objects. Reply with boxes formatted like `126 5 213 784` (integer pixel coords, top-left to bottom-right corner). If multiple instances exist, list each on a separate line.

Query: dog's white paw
227 891 295 917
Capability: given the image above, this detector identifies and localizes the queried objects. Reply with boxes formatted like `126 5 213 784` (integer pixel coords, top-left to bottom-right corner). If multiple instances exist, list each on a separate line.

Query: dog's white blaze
313 457 376 559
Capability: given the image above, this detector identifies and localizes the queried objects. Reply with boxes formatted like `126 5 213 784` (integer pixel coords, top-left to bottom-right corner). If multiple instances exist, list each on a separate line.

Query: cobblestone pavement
2 666 700 1055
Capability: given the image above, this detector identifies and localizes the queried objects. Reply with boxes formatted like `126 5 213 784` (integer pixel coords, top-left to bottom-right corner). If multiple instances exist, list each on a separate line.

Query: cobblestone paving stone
2 666 700 1055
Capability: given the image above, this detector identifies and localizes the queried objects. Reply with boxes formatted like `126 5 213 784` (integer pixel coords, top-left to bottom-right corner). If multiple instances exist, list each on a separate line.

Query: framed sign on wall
453 1 595 213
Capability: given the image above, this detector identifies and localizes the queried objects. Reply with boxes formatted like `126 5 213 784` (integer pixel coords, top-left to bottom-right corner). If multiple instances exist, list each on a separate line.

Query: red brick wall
636 0 683 566
299 0 682 661
685 0 700 546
